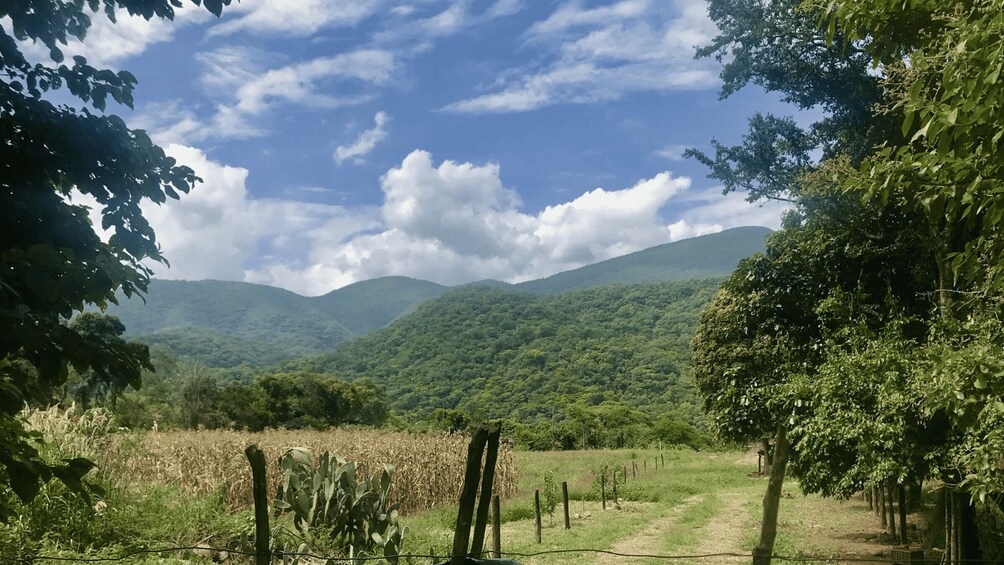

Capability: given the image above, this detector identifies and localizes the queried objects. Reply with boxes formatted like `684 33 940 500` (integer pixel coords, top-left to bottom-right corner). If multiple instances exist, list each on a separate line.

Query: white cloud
444 0 719 113
73 145 381 284
245 150 787 294
143 49 396 143
335 111 391 165
10 4 213 69
208 0 387 37
73 147 786 296
654 144 690 160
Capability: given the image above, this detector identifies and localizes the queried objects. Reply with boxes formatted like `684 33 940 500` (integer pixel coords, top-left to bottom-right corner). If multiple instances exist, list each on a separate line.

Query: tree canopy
0 0 230 521
691 0 1004 560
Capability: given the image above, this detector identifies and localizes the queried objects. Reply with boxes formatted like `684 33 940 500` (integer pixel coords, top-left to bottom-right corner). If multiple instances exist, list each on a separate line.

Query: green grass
401 449 758 564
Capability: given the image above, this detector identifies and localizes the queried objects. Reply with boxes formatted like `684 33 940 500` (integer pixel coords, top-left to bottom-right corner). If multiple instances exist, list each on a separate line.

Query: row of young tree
59 327 391 431
428 403 709 451
689 0 1004 562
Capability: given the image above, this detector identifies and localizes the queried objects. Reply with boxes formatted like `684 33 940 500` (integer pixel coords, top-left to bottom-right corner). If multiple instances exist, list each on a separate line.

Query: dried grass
101 428 518 514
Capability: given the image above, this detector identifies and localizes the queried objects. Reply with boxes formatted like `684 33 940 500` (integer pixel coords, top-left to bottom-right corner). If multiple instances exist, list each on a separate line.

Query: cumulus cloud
444 0 719 113
245 150 788 295
75 145 380 284
11 3 213 69
83 148 785 296
335 111 390 165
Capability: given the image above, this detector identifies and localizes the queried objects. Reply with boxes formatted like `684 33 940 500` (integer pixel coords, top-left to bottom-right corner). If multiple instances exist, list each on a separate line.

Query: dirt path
595 495 705 564
686 490 752 563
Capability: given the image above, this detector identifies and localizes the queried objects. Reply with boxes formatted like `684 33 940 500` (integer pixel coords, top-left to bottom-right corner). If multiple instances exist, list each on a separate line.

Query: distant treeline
75 278 721 449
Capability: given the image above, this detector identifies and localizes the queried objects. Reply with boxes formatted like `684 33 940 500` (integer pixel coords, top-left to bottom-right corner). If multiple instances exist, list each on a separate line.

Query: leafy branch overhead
0 0 231 521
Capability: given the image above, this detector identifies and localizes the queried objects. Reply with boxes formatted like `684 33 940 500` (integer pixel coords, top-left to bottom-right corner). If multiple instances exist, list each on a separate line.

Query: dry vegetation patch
103 428 517 514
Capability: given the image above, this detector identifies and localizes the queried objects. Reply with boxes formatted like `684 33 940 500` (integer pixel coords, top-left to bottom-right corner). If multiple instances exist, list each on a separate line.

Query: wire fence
33 545 958 563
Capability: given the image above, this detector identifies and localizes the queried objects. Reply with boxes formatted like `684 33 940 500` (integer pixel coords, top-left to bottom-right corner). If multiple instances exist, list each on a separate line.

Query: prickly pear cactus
274 448 405 563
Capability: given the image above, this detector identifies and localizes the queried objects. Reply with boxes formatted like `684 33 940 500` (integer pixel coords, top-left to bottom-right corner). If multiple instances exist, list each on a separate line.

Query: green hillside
107 279 353 360
292 279 721 427
314 276 449 334
106 228 769 367
516 226 771 294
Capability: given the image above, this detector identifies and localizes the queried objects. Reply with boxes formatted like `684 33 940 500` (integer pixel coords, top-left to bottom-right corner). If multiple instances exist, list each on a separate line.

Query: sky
35 0 798 296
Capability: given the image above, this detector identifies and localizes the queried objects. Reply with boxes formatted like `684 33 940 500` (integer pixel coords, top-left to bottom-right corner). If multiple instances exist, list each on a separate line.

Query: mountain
106 279 354 364
292 279 721 425
313 277 449 335
106 227 770 366
515 226 772 294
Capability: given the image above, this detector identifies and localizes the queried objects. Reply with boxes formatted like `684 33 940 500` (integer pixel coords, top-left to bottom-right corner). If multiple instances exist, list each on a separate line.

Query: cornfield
101 428 518 514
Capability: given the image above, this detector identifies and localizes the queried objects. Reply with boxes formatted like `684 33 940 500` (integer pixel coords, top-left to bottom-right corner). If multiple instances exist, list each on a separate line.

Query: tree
0 0 230 521
65 313 149 409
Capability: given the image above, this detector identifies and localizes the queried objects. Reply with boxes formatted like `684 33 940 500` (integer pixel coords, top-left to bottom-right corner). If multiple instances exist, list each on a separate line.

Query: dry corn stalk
101 428 518 514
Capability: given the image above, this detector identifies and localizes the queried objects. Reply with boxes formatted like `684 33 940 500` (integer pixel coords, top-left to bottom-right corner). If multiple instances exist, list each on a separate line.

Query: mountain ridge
106 226 771 366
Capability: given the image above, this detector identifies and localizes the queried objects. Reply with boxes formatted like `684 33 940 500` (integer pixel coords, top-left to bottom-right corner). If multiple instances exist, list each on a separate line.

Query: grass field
11 409 914 563
403 448 916 565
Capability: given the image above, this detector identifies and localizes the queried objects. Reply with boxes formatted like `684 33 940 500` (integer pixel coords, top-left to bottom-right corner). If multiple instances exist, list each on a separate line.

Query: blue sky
37 0 795 296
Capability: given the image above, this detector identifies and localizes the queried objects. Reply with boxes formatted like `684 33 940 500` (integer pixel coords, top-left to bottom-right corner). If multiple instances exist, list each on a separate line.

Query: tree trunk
880 486 887 529
958 490 983 563
752 423 790 565
886 481 897 541
898 485 908 545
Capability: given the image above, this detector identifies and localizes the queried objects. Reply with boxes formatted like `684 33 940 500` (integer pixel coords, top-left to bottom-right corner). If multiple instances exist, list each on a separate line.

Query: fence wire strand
32 545 967 563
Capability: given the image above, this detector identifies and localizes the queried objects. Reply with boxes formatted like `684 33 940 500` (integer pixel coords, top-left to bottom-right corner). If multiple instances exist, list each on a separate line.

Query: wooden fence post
492 495 501 558
623 465 628 485
534 490 542 544
600 473 607 510
561 481 570 530
244 445 270 565
451 428 489 565
471 424 500 559
661 454 665 468
612 470 618 504
632 461 637 479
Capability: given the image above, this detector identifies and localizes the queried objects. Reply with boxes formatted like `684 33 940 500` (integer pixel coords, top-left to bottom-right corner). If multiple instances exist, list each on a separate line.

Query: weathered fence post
600 473 607 510
561 481 570 530
492 495 502 558
244 445 270 565
534 489 542 544
612 469 618 504
661 454 665 468
632 461 637 479
451 427 489 565
623 465 628 485
471 424 501 559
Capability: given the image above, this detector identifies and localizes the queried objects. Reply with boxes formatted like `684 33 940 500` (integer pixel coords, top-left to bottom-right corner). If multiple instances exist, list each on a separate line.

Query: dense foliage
112 358 388 431
294 280 720 448
103 229 768 368
0 0 232 522
691 0 1004 560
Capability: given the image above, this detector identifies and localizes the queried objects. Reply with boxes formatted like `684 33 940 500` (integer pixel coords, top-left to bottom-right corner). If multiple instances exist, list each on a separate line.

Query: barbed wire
32 544 967 563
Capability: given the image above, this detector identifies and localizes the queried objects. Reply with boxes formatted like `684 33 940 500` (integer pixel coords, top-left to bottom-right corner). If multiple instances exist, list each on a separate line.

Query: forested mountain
515 226 771 293
106 228 769 366
313 277 449 335
292 279 721 428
